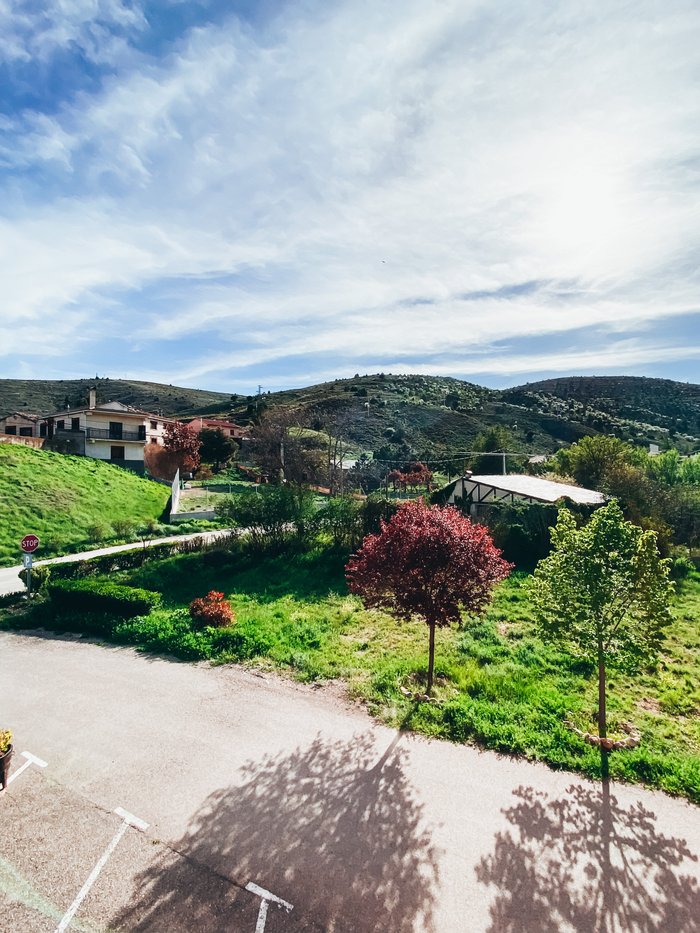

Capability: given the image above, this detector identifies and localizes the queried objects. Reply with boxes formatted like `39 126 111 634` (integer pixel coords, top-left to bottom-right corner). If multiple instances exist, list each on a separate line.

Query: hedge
46 580 161 618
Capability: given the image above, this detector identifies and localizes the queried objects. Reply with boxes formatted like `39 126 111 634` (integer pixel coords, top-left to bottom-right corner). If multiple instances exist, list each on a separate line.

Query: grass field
10 545 695 801
0 444 170 566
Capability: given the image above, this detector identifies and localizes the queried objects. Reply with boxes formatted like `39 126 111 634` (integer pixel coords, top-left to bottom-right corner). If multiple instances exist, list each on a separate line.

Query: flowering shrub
0 729 12 754
189 590 235 629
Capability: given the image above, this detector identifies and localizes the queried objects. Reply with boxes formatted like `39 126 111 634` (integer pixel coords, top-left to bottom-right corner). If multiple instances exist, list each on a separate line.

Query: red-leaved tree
346 499 512 694
163 422 202 475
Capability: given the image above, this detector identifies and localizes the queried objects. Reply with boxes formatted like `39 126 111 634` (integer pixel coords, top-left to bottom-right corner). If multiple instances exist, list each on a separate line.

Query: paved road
1 632 699 932
0 529 234 596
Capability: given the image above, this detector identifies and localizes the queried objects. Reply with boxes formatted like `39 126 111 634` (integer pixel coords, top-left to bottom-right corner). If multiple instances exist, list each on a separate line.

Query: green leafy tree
199 428 236 472
216 485 315 550
529 501 673 746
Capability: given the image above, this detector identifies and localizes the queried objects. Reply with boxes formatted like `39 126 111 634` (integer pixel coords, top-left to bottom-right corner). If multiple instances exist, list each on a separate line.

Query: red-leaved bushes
189 590 235 629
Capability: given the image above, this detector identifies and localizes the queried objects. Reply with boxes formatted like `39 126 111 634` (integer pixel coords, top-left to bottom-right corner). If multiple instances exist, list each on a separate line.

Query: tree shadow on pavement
112 732 440 932
476 779 700 933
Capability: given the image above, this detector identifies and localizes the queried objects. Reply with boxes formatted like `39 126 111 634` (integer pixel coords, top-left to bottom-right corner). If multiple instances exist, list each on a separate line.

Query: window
150 437 159 444
109 421 123 440
138 425 146 440
110 445 125 460
71 417 80 432
150 420 158 430
5 426 16 435
39 423 47 437
57 420 65 430
19 427 33 437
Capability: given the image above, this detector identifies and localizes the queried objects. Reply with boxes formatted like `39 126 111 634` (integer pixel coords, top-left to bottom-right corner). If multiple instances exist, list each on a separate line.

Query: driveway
1 632 698 932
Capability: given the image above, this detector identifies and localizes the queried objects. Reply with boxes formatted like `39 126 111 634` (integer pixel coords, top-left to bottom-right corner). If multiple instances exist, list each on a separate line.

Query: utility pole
279 438 285 483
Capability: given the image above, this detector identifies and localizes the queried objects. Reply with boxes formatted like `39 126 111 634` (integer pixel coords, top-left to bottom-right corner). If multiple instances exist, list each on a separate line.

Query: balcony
85 427 145 442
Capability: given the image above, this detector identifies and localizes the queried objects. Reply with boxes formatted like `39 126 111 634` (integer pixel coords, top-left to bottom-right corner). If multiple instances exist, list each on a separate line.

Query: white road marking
246 882 293 933
54 807 149 932
6 750 48 785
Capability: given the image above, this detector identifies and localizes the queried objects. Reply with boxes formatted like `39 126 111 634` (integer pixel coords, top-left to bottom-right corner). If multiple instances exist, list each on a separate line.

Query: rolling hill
1 373 698 460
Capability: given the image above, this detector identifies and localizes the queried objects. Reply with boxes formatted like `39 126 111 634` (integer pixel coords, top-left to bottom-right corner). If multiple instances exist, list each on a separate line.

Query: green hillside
0 444 170 567
229 373 594 458
0 376 232 419
2 372 698 460
504 376 700 451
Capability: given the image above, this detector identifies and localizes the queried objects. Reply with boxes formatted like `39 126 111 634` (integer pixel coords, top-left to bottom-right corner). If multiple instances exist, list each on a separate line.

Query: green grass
0 444 170 566
4 545 699 802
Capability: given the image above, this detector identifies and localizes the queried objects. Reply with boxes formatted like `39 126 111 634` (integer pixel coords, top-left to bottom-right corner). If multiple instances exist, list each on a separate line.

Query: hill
228 373 595 459
1 373 698 461
0 377 232 419
503 376 700 452
0 444 170 567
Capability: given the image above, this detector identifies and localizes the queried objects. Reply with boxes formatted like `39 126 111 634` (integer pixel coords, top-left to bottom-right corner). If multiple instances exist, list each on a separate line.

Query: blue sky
1 0 699 394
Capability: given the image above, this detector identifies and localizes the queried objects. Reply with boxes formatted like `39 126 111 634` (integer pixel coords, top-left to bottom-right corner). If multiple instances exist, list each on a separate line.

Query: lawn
14 546 693 802
0 444 171 566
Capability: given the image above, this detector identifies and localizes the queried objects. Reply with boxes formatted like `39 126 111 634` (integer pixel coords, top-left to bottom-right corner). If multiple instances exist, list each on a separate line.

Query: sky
1 0 699 394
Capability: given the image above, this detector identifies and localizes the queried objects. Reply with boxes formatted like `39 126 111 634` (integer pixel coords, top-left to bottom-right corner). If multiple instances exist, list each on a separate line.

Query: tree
346 500 512 695
470 426 513 474
199 428 236 472
529 500 673 749
163 422 201 475
249 410 322 485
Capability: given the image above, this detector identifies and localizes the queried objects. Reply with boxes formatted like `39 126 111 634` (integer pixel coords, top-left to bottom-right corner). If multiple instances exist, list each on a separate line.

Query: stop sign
21 534 40 553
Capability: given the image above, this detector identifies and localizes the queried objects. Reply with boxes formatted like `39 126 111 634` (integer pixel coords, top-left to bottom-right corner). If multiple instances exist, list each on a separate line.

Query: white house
445 472 605 516
40 389 175 473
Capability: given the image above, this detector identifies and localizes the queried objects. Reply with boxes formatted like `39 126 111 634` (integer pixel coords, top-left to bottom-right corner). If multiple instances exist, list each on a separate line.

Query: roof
42 402 176 421
466 474 605 505
0 411 40 421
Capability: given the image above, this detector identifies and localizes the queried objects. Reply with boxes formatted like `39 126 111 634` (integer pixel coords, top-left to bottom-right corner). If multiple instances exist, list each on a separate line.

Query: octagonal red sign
21 534 40 553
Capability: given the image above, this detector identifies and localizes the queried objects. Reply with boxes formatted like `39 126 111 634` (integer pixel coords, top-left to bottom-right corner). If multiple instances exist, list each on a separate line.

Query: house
0 412 41 437
185 417 247 440
445 472 605 517
39 389 176 473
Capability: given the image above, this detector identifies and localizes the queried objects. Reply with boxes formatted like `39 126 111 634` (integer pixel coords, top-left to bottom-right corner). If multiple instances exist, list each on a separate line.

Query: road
1 632 698 932
0 529 234 596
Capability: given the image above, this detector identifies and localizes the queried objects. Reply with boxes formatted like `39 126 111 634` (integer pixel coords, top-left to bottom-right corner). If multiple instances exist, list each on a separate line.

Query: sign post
20 535 40 598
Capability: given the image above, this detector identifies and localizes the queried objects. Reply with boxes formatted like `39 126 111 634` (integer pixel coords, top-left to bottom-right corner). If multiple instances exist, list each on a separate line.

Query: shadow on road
476 779 700 933
111 732 440 932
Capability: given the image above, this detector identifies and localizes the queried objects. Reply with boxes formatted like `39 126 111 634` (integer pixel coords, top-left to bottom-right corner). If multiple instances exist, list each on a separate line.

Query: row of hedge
46 580 161 618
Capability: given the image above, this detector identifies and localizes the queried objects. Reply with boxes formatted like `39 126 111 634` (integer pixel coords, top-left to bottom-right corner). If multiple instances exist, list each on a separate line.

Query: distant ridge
1 373 697 457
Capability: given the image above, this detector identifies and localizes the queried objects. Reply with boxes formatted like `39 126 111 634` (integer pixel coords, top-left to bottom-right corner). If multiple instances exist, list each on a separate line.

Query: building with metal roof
445 472 605 512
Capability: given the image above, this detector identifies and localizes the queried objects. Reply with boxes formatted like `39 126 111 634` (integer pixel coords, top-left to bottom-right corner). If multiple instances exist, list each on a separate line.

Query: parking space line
54 807 149 933
6 750 48 785
246 882 293 933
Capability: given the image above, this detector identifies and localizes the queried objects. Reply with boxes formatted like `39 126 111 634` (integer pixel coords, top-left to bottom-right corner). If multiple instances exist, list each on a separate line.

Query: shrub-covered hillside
0 444 170 566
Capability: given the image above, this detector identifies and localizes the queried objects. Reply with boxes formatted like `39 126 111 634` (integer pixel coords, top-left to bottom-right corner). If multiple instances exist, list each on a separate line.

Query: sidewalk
0 528 234 596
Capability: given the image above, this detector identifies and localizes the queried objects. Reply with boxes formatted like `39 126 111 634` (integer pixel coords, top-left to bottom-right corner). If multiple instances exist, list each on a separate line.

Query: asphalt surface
1 632 699 932
0 530 233 596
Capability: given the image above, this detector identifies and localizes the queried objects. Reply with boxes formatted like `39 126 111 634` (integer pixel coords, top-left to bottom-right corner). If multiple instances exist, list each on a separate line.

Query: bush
47 580 161 619
86 523 108 543
112 519 135 538
19 564 51 594
189 590 234 629
670 555 694 580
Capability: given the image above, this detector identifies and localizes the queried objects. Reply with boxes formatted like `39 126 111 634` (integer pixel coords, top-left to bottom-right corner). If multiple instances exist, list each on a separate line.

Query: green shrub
112 519 135 538
47 580 160 618
86 523 108 543
19 564 51 594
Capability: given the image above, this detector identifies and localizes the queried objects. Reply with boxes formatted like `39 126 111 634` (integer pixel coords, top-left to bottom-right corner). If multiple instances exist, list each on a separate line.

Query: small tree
529 500 673 746
200 428 236 472
163 422 201 475
346 500 512 694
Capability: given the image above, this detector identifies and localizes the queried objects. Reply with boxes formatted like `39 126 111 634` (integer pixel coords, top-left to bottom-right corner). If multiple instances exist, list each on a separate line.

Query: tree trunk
427 621 436 695
597 638 607 739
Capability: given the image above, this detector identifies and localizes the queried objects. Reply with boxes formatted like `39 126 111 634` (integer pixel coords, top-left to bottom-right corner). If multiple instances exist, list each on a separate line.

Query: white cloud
1 0 699 384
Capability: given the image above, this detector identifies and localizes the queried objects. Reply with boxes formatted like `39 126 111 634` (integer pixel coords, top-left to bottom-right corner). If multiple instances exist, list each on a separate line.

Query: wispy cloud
0 0 699 391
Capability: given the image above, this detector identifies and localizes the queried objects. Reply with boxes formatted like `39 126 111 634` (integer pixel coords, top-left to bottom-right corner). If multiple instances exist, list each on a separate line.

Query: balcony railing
85 427 145 442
